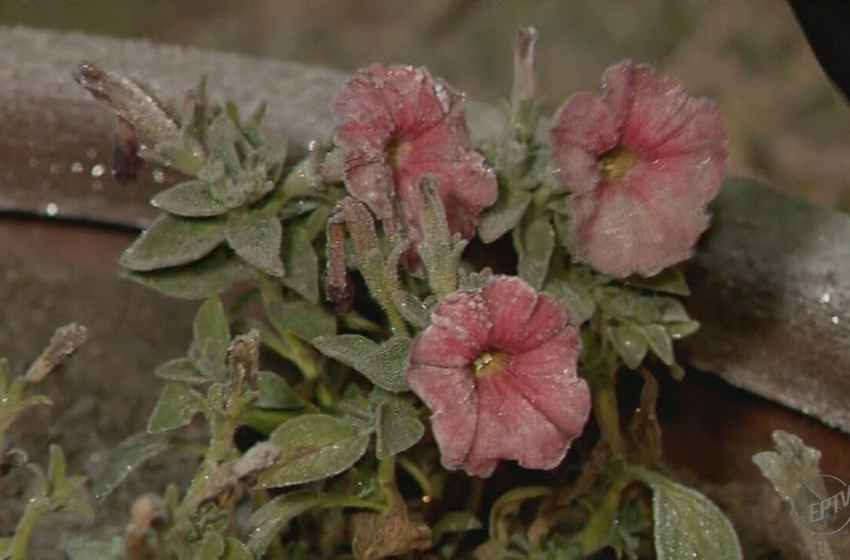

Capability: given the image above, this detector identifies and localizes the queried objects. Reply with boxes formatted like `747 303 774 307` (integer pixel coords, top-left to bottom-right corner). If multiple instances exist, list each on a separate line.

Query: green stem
593 377 624 454
580 470 632 555
10 499 46 560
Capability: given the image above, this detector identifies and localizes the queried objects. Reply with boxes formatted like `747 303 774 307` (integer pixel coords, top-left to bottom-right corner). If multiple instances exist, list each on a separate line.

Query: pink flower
406 276 590 477
549 60 727 277
332 64 497 272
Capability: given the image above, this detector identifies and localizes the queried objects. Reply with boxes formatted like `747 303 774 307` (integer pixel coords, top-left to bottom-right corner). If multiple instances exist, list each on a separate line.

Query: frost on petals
549 60 727 277
332 64 497 272
405 276 590 477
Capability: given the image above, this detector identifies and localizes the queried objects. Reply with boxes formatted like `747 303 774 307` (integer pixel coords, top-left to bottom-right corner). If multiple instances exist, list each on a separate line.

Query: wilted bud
511 27 538 106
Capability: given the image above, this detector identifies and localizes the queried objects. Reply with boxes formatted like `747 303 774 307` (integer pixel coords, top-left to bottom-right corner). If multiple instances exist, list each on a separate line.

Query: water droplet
152 168 165 184
71 162 84 174
44 202 58 217
91 164 106 178
820 292 832 304
831 316 840 325
86 147 98 159
49 163 61 175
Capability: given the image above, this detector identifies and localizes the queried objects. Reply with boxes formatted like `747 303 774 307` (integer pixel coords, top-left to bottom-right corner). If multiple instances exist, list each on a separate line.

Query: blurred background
3 0 850 209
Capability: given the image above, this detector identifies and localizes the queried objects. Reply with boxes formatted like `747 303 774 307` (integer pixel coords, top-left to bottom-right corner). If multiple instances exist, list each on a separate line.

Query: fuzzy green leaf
246 491 327 555
147 382 204 433
633 468 742 560
222 538 253 560
392 290 431 330
609 324 648 369
194 532 224 560
478 188 532 243
375 395 423 458
665 321 700 340
189 297 231 378
65 537 126 560
122 248 250 300
121 214 227 271
623 267 690 296
155 358 207 384
544 278 596 325
92 433 171 503
260 414 369 488
313 335 410 393
281 228 320 303
643 324 674 366
514 216 555 290
257 371 305 410
227 212 285 277
151 180 230 217
266 299 336 342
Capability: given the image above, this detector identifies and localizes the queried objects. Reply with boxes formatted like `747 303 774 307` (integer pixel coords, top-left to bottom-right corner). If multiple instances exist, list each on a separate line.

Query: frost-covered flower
406 276 590 477
332 64 497 272
549 60 727 277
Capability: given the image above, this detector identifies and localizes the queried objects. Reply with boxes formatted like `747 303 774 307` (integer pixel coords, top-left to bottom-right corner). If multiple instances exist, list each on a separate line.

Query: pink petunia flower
549 60 727 277
332 64 497 272
406 276 590 477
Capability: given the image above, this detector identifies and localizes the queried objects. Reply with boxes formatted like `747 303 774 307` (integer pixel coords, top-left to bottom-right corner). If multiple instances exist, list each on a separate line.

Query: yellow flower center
598 144 639 180
472 349 511 379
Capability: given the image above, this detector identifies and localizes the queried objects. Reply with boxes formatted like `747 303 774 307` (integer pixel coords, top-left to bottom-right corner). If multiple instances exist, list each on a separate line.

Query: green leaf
478 188 532 243
65 537 126 560
260 414 369 488
392 290 431 329
155 357 208 384
281 228 320 303
658 299 691 323
207 113 243 178
190 297 231 379
257 371 305 410
752 430 822 504
432 511 483 541
46 444 67 490
623 267 690 296
603 290 661 324
120 214 227 271
246 491 326 555
665 321 700 340
643 324 674 366
222 537 253 560
608 324 648 369
122 247 249 300
633 468 742 560
544 278 596 325
375 395 424 458
147 382 204 433
92 432 171 503
514 216 555 290
266 299 336 342
227 212 285 277
313 335 411 393
194 532 224 560
152 180 230 217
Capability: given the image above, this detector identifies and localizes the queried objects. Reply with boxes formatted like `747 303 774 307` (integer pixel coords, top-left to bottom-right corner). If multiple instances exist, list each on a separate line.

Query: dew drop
71 161 84 174
44 202 58 217
152 168 165 184
831 316 840 325
86 147 98 159
91 164 106 178
49 163 61 175
820 292 831 304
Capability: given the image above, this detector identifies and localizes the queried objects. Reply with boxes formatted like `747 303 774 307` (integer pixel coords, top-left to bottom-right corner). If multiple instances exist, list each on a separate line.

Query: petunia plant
53 27 745 559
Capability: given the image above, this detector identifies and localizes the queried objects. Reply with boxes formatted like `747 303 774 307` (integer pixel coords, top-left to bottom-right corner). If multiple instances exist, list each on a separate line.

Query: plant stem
580 469 631 555
10 498 46 560
593 377 624 454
